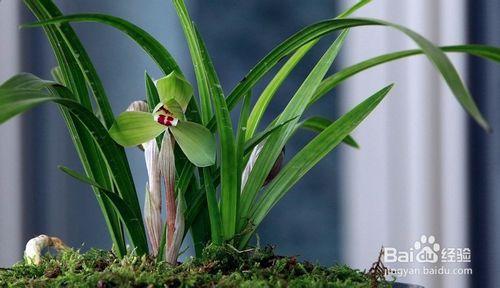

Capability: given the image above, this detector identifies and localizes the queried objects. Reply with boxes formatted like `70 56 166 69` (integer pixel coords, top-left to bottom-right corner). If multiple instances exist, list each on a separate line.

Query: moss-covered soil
0 245 393 287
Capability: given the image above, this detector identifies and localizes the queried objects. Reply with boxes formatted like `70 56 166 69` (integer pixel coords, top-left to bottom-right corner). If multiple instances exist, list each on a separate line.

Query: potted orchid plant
0 0 498 286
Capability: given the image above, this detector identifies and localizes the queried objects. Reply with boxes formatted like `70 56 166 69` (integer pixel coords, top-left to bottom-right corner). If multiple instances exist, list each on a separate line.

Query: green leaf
21 7 204 131
145 72 164 148
177 161 196 201
169 121 216 167
241 0 368 139
0 83 147 254
243 1 372 141
20 3 125 257
192 23 239 242
246 40 317 140
181 164 213 253
240 84 394 248
204 18 491 132
0 73 54 90
342 135 360 149
22 1 91 110
337 0 372 18
311 44 500 106
238 30 349 231
0 89 55 124
382 20 489 131
202 168 223 244
243 117 298 155
145 72 161 113
23 13 181 77
442 44 500 62
172 0 213 124
236 92 252 192
58 165 110 192
155 71 193 112
109 111 166 147
189 205 212 257
51 65 127 256
300 116 360 149
100 190 148 255
50 88 147 254
23 1 115 128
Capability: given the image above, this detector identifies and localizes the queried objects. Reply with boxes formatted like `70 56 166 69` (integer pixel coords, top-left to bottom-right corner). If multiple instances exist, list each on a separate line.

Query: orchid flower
110 72 213 263
124 100 183 262
109 71 215 168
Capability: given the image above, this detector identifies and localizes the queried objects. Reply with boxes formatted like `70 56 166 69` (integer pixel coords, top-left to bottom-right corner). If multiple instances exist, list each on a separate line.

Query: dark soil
0 245 393 287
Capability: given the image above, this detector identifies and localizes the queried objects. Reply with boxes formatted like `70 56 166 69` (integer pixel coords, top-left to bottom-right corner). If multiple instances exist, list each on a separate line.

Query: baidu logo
384 235 470 264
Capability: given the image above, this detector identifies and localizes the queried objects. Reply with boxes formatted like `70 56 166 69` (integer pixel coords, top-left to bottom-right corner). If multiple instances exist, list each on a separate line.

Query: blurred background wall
341 1 468 287
0 1 499 288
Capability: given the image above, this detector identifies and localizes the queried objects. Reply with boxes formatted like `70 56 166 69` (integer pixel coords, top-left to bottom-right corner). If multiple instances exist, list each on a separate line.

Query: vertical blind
341 0 469 287
468 1 500 287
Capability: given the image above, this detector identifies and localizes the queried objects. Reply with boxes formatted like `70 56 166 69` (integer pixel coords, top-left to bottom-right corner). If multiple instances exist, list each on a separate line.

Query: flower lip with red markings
154 105 179 127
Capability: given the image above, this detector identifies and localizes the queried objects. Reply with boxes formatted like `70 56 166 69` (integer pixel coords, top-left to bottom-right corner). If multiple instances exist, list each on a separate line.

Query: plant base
0 245 406 287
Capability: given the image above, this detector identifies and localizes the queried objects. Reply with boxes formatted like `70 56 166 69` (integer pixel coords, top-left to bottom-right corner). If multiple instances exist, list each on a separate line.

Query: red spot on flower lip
156 115 176 126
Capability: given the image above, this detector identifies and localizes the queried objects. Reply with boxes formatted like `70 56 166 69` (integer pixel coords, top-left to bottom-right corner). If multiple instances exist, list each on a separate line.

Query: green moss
0 245 393 287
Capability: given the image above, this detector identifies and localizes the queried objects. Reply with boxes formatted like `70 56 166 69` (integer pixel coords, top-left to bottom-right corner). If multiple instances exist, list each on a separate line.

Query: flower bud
126 100 149 113
241 142 285 189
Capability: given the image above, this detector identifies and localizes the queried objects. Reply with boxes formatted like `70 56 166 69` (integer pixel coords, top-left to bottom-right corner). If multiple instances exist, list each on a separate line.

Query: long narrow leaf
337 0 372 18
23 7 491 132
244 0 371 141
243 117 298 155
24 1 115 128
171 1 212 124
22 1 128 255
201 18 491 132
310 44 500 106
238 30 350 231
21 8 207 133
1 73 54 90
192 23 238 242
145 72 164 148
299 117 359 149
145 72 161 112
99 191 148 255
0 84 148 254
245 40 317 140
23 13 181 80
202 168 223 244
21 7 205 127
50 87 146 243
58 165 110 191
52 67 126 255
236 92 252 192
240 84 393 248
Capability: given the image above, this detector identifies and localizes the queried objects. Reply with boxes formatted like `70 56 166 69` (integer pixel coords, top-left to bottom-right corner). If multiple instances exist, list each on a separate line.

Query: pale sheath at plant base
0 0 499 286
